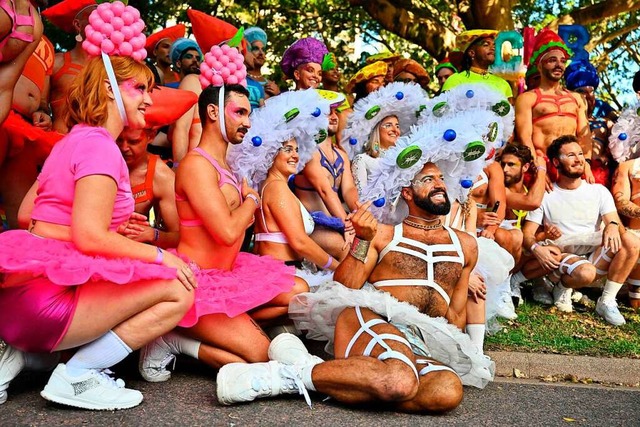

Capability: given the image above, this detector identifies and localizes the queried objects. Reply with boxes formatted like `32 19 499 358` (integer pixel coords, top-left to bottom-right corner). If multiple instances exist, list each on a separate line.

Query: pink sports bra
0 0 35 62
176 147 242 227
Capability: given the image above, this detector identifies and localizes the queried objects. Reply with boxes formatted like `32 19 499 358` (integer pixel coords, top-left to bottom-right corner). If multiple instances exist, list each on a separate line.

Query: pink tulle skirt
179 252 295 327
0 230 295 327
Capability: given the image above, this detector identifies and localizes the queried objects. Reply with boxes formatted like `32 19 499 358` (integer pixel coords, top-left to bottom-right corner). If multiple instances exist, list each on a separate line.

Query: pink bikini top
176 147 242 227
0 0 35 62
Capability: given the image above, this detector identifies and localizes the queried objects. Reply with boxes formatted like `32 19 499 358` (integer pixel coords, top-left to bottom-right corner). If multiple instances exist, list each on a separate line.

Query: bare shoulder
179 74 203 95
515 91 535 107
154 159 175 186
454 229 478 255
263 180 296 203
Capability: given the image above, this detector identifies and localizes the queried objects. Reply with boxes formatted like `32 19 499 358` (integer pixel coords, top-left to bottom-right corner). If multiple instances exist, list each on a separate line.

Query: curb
487 351 640 386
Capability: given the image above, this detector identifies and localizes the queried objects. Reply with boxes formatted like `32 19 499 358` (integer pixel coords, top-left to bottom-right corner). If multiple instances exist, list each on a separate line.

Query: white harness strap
375 224 463 307
415 359 457 377
557 254 590 276
588 250 612 276
627 278 640 299
344 306 419 380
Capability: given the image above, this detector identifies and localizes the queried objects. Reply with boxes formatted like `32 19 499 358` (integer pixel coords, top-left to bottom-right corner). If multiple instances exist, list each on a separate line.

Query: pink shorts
0 277 79 352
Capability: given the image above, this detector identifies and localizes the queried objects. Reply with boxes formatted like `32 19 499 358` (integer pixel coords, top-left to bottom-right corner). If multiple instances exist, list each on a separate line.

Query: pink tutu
179 252 295 327
0 230 177 285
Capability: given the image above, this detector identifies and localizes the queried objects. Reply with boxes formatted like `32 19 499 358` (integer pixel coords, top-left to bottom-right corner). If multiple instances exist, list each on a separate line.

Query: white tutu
289 281 495 389
475 237 516 326
295 266 334 291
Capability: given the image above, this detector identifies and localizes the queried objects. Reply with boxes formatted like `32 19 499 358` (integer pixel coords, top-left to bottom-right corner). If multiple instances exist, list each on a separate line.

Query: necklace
407 214 439 223
403 218 443 230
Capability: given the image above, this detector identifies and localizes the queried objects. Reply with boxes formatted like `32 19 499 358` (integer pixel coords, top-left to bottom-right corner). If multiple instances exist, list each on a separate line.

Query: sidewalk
488 350 640 386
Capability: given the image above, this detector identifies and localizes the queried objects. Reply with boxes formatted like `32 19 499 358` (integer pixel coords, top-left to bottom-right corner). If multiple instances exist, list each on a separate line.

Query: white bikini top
254 182 315 244
373 223 465 306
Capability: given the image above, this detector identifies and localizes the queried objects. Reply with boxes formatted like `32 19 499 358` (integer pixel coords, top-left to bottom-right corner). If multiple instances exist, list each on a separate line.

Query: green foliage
486 302 640 358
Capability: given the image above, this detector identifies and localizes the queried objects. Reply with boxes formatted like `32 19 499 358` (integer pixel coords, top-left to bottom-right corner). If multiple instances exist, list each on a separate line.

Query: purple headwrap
280 37 329 78
564 60 600 90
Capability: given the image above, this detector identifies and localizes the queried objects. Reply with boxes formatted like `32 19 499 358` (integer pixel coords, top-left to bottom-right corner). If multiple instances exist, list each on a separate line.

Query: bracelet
349 237 370 263
607 221 619 227
153 228 160 242
322 256 334 269
245 193 260 206
154 247 164 264
530 243 539 252
536 166 547 172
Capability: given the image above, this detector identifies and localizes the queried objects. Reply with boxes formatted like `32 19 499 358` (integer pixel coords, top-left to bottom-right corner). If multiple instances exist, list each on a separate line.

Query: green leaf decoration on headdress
228 27 245 48
321 53 337 71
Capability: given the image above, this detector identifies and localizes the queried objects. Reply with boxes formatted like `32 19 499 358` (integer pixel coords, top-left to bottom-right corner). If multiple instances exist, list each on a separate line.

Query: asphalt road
3 357 639 426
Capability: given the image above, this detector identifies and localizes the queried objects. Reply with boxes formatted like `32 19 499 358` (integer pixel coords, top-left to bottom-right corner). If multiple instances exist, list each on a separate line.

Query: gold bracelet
349 237 370 263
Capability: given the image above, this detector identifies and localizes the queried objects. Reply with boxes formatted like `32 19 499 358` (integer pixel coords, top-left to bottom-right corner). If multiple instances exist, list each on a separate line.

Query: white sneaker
496 290 518 319
595 297 626 326
268 333 323 366
217 361 310 406
532 280 553 305
0 340 25 404
138 335 178 383
41 364 143 410
553 283 573 313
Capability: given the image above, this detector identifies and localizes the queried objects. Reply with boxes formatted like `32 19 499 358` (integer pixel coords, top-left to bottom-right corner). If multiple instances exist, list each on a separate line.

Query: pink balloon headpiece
81 1 147 126
199 40 248 143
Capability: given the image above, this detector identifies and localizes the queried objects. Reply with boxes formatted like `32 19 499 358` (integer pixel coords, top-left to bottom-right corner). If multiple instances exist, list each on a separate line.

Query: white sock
66 331 132 377
164 331 201 360
300 365 316 392
601 279 623 303
465 324 486 353
24 352 60 372
511 271 527 285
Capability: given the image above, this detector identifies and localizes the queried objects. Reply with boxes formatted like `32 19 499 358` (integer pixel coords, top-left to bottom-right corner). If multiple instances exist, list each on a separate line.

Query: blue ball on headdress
251 136 263 147
349 137 358 146
312 108 321 117
619 133 628 141
460 179 474 189
443 129 457 141
466 90 474 98
373 198 386 207
395 92 404 100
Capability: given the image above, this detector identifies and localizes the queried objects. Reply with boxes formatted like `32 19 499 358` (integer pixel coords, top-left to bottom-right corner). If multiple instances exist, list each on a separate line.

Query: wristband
530 243 539 252
153 228 160 242
349 237 370 263
245 193 260 206
607 221 619 227
322 256 334 269
154 247 164 264
536 166 547 172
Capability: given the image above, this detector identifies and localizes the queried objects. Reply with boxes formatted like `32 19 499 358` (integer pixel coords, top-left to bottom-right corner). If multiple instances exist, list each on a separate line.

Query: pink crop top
31 125 134 230
175 147 242 227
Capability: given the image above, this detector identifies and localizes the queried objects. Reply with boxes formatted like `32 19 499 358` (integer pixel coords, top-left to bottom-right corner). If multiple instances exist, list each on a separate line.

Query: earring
75 33 83 42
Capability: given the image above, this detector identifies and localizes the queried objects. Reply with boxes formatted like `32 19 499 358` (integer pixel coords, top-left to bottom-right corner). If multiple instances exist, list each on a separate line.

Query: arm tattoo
613 191 640 219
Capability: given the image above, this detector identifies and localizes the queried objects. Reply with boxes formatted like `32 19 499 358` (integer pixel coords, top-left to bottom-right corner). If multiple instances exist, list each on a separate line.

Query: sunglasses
279 146 299 154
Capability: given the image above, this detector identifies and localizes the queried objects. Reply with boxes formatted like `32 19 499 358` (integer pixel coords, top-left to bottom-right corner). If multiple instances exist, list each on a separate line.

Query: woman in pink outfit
0 56 195 410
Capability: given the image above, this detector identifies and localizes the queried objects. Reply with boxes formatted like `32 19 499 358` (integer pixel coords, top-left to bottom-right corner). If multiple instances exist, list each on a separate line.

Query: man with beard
519 135 637 325
167 38 204 163
515 29 594 184
442 30 513 101
216 162 481 412
292 93 359 259
243 27 279 109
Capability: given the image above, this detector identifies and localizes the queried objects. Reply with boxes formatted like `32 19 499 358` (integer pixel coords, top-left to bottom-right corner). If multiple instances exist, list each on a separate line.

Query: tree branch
587 20 640 51
547 0 640 29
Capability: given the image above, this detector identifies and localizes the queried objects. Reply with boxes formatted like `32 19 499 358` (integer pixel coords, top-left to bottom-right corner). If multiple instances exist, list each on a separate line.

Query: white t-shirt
526 181 616 234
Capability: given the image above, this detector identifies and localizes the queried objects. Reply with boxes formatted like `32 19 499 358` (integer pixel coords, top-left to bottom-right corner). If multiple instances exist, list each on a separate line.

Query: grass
484 300 640 358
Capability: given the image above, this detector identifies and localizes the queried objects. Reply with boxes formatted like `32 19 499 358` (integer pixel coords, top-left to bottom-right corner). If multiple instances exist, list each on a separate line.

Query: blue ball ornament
619 133 628 141
460 179 474 189
251 136 263 147
349 137 358 146
395 92 404 100
443 129 457 142
312 107 321 117
373 198 386 207
466 90 474 98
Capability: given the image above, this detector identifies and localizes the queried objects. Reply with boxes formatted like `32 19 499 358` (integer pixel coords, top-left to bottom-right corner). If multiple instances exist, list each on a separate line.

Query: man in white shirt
516 135 639 325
